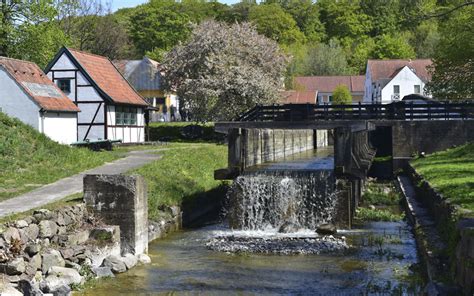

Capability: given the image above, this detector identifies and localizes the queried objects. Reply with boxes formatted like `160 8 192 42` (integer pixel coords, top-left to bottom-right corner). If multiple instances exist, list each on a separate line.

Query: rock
41 250 65 274
16 220 29 228
57 227 67 236
47 266 82 286
64 260 81 271
3 227 21 243
170 206 181 217
0 280 23 296
0 237 6 249
61 213 74 227
33 209 53 222
278 221 300 233
25 244 41 256
38 221 58 238
368 205 376 210
24 224 40 242
66 230 89 245
0 250 8 263
29 254 42 272
59 249 74 260
137 254 151 265
316 223 337 235
2 257 26 275
7 275 21 283
17 279 44 296
92 267 115 278
39 277 72 296
122 253 138 270
102 255 126 273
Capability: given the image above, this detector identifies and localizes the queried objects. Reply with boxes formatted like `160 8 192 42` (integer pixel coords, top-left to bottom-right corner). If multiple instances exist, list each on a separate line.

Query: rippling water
79 221 423 295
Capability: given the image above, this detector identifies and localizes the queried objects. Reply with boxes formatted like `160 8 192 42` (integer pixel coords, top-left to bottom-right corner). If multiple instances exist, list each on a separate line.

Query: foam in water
226 170 337 231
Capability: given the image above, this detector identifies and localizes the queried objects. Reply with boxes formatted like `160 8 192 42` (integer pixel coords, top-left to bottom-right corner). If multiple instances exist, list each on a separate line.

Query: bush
332 84 352 105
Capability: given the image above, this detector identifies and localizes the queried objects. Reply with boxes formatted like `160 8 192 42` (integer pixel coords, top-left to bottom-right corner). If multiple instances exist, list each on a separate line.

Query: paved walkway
0 149 162 218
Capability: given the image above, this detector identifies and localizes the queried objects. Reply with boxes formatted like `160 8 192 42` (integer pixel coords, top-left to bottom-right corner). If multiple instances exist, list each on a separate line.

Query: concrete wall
391 120 474 170
241 129 328 168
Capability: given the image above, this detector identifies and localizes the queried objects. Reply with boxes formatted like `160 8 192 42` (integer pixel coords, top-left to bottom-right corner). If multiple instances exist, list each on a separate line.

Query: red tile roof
67 48 148 106
279 91 318 104
0 57 79 112
294 75 365 93
367 59 432 82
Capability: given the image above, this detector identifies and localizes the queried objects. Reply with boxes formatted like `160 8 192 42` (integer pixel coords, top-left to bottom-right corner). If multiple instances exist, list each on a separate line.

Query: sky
110 0 241 11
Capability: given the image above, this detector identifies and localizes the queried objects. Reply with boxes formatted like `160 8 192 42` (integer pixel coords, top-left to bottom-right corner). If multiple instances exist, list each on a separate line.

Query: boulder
102 255 126 273
23 224 40 242
137 254 151 265
64 260 81 271
15 220 29 228
39 277 72 296
25 244 41 256
17 279 44 296
59 249 74 260
0 237 6 249
38 221 58 238
92 267 115 278
1 257 26 275
0 280 23 296
47 266 82 286
0 250 8 263
41 250 65 274
29 254 42 272
122 253 138 270
278 221 300 233
3 227 21 243
66 230 89 245
33 209 53 222
89 227 119 243
316 223 337 235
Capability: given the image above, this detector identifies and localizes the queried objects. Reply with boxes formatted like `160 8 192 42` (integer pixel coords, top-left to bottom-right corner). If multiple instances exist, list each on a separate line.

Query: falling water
226 169 337 231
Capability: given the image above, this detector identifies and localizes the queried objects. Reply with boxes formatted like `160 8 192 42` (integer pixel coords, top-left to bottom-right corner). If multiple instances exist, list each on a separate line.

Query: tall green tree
371 33 416 59
0 1 68 67
302 40 351 76
427 5 474 99
249 3 305 45
129 0 191 61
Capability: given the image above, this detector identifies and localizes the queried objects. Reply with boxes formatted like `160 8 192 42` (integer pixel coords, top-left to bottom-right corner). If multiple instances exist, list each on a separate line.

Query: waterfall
227 169 336 230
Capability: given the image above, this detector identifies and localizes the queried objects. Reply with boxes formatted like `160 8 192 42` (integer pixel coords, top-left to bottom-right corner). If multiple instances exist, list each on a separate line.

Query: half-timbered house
45 47 149 143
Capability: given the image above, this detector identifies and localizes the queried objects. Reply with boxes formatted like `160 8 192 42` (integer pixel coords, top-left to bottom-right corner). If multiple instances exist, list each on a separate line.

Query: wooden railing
236 101 474 122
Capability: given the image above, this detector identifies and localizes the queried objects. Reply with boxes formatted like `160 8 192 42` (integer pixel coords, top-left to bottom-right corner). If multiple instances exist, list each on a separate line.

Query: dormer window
57 79 71 94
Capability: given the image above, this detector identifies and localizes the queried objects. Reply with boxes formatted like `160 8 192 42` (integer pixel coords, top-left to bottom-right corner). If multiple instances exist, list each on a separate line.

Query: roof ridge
67 47 110 60
0 56 40 67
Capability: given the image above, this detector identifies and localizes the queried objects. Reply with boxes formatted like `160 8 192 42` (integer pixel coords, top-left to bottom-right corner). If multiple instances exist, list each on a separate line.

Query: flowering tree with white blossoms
162 20 288 121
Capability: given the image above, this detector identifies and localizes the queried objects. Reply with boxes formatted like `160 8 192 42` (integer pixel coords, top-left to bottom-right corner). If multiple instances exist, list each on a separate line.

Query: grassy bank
129 143 228 220
411 143 474 212
0 112 121 201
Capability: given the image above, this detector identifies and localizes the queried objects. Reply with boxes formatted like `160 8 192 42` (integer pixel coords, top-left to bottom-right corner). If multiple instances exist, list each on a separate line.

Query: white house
363 59 432 104
45 47 149 143
0 57 79 144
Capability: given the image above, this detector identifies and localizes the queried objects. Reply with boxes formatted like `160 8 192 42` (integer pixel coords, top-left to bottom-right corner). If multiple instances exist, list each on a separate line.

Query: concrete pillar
83 174 148 255
335 178 352 228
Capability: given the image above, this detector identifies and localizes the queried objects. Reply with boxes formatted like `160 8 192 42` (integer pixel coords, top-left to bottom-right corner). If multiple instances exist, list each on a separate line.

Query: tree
129 1 191 61
162 20 288 121
426 5 474 99
249 3 305 45
302 40 351 76
332 84 352 105
371 33 416 59
0 1 68 67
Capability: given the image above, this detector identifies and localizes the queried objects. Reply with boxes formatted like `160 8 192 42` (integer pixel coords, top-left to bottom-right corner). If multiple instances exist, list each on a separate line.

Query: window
393 85 400 94
328 95 333 103
414 85 421 94
57 79 71 94
116 106 137 126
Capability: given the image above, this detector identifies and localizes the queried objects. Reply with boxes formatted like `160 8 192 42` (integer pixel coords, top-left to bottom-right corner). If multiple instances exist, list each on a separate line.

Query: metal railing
235 101 474 122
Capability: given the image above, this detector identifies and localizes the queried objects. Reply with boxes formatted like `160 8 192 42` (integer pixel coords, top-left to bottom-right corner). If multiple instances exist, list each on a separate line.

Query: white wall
106 106 145 143
381 67 426 104
40 112 77 144
0 68 41 129
50 53 77 71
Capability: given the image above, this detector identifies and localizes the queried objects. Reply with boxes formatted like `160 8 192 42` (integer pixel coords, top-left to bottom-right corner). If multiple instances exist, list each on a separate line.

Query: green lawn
0 112 121 201
129 143 228 220
411 143 474 212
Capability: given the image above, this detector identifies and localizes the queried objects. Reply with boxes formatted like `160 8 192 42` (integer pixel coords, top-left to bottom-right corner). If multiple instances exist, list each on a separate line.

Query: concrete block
83 174 148 255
